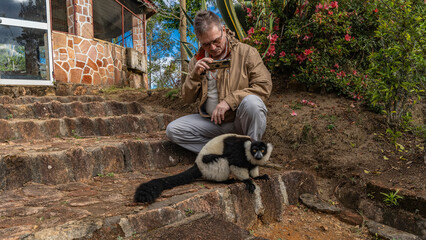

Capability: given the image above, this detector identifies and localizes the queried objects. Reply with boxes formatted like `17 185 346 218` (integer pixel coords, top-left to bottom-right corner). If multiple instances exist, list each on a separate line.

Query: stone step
0 101 146 120
0 113 172 141
0 170 317 240
0 95 106 105
0 134 195 191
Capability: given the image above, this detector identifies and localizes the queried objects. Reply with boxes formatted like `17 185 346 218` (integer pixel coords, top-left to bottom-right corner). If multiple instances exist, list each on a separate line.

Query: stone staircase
0 91 317 240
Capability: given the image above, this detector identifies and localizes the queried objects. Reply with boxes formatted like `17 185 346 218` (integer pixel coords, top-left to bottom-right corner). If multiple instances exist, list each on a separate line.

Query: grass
380 190 404 206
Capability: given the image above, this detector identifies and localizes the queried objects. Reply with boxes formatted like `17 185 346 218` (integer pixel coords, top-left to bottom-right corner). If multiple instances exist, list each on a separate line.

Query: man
166 10 272 153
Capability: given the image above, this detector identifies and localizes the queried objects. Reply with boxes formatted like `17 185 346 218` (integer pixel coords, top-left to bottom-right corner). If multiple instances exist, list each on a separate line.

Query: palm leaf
181 41 195 59
180 6 194 26
216 0 247 41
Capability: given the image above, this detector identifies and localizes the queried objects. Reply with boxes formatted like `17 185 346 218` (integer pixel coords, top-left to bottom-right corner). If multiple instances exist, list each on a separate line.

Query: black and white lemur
133 133 273 203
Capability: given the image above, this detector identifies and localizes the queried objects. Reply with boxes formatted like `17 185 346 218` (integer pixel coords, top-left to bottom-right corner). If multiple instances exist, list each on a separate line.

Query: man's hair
194 10 222 36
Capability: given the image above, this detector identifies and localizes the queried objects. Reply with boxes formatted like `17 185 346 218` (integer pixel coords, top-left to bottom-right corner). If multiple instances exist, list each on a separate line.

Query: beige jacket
182 31 272 123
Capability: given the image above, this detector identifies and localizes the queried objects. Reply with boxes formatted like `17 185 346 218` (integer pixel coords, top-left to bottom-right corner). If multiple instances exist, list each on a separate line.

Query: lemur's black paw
254 174 269 181
243 179 256 193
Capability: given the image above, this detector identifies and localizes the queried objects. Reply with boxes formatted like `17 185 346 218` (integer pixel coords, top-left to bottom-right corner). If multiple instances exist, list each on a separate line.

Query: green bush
243 0 424 128
244 0 378 95
367 0 425 128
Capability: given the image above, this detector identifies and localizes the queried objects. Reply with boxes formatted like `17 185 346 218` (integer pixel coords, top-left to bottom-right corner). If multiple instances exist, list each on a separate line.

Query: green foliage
243 0 424 129
184 208 195 216
164 89 179 100
0 45 26 72
380 189 404 206
367 0 425 128
386 128 402 146
243 0 379 97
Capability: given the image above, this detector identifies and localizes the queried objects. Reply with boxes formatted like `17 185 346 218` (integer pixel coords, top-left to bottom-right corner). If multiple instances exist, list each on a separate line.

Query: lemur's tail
133 164 202 203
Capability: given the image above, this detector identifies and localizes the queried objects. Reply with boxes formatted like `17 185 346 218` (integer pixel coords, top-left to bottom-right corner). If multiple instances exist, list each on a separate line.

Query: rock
337 210 364 226
30 220 103 240
366 220 422 240
299 193 341 214
140 214 268 240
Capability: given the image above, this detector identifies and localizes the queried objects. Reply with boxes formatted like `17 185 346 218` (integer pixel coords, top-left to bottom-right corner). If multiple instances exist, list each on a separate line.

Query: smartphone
207 59 231 70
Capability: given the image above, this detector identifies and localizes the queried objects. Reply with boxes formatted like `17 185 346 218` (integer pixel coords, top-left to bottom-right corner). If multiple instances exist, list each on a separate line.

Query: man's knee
239 95 267 114
166 120 178 141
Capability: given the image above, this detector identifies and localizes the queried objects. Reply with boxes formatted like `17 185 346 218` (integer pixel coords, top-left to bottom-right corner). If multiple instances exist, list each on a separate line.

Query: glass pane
93 0 122 44
0 25 48 80
0 0 47 23
51 0 68 32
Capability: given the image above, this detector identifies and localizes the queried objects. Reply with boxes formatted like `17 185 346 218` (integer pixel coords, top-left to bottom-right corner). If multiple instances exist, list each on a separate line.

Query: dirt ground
105 77 425 239
250 204 369 240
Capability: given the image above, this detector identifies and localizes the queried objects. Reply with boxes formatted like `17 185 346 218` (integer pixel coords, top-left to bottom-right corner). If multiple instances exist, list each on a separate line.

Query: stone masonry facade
53 0 148 88
52 32 125 86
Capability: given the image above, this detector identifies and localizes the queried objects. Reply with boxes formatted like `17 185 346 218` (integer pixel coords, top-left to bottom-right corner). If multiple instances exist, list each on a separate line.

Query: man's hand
211 100 230 124
192 57 214 77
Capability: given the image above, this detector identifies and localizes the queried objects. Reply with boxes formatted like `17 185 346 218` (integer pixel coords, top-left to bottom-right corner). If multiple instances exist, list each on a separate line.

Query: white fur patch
230 166 249 181
249 166 259 178
197 157 230 182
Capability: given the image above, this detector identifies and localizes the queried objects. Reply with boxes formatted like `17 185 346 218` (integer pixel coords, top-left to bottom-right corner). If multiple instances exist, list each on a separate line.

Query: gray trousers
166 95 267 153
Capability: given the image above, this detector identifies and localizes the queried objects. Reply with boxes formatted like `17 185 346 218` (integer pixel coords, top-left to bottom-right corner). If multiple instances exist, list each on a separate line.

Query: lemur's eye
253 149 257 153
261 149 265 153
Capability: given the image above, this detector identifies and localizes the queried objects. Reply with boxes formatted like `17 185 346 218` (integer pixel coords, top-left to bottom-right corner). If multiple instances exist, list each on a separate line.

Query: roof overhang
136 0 157 19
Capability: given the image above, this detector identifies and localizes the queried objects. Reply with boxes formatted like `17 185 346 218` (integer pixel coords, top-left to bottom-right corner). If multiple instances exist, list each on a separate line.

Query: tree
152 0 211 85
179 0 188 84
146 14 176 88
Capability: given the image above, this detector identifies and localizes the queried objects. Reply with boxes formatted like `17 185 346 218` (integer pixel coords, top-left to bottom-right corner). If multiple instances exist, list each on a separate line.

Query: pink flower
303 35 310 41
280 51 286 57
345 34 351 41
267 34 279 44
328 11 333 15
246 8 252 17
323 3 330 10
248 27 255 35
304 49 313 55
291 111 297 116
266 45 276 57
301 99 308 104
330 69 335 73
254 40 261 45
334 63 339 69
315 3 323 12
330 1 338 9
274 25 279 31
352 70 357 75
373 8 378 13
261 27 266 32
296 53 307 63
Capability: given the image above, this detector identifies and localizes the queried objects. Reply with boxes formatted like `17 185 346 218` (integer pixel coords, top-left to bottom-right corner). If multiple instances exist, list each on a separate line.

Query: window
51 0 68 32
93 0 141 47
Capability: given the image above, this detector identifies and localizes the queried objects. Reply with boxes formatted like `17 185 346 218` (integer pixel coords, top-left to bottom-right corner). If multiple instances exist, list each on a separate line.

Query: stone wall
52 31 126 86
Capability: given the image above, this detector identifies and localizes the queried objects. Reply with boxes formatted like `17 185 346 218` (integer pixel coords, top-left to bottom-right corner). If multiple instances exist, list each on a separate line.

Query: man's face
198 25 226 59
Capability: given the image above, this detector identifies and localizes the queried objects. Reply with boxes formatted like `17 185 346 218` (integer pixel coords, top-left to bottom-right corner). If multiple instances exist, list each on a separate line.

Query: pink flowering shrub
243 0 380 98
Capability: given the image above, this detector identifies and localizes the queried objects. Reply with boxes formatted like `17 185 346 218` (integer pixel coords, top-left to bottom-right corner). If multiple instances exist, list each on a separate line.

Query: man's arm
181 57 213 104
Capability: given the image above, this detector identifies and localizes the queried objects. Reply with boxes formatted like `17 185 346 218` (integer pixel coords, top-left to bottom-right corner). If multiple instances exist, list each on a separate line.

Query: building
0 0 156 89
